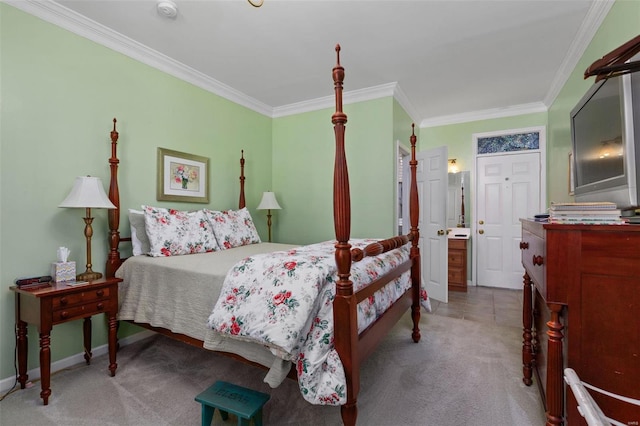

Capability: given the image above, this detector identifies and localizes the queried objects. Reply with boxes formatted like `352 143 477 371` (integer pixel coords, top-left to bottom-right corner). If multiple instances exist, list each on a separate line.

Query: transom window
477 131 540 154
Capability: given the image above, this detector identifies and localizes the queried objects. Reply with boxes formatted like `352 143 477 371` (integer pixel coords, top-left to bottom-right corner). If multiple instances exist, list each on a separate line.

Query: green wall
273 96 400 245
0 4 271 379
393 99 415 150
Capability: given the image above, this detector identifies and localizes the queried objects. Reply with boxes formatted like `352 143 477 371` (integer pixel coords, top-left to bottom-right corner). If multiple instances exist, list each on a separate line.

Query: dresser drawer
448 250 464 266
448 239 467 250
53 300 108 323
521 229 546 295
448 268 464 284
52 287 110 310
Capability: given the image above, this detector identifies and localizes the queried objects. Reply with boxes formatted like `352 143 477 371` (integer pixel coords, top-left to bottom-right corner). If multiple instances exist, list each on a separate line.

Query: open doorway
397 141 410 235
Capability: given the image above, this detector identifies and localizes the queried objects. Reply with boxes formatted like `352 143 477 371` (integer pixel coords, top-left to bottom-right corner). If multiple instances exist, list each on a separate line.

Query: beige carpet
0 312 545 425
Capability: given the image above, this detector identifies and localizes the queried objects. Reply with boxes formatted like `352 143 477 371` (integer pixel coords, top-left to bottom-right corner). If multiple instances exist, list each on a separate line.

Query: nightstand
10 277 122 405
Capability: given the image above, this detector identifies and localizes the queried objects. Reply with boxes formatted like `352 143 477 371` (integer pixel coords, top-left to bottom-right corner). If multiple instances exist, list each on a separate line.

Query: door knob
437 229 445 236
479 220 484 225
479 229 484 234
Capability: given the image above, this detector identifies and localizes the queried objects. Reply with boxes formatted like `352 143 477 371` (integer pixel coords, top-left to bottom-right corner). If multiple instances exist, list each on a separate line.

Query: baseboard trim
0 330 155 393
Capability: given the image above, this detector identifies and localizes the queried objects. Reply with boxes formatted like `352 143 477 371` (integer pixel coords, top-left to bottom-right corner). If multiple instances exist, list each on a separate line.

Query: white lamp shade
59 176 116 209
257 192 282 210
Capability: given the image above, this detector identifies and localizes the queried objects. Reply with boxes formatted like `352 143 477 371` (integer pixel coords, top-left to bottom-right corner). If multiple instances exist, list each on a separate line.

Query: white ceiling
12 0 612 126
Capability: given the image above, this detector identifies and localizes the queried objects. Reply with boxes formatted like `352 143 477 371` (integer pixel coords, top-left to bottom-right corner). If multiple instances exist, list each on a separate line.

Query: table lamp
257 191 281 242
59 176 116 281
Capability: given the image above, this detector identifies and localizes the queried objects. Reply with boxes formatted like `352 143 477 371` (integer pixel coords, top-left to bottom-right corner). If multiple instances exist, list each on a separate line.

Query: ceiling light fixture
157 0 178 19
248 0 264 7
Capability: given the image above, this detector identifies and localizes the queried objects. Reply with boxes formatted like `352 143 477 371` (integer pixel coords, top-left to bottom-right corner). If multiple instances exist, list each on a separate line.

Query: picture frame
569 151 575 195
157 148 209 203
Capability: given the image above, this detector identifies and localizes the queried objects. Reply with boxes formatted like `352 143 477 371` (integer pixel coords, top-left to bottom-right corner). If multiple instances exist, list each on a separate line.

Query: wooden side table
11 277 122 405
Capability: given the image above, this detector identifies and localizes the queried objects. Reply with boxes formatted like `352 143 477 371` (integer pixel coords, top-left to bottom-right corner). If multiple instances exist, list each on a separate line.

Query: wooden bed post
409 124 421 342
239 150 246 209
106 118 121 279
331 44 359 426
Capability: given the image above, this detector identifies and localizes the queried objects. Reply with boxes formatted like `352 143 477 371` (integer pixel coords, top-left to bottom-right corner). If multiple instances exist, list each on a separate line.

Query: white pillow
142 206 220 257
204 207 261 250
129 209 151 256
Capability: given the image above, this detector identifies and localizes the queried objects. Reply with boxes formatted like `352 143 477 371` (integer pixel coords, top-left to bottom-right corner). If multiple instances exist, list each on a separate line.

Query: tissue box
51 261 76 283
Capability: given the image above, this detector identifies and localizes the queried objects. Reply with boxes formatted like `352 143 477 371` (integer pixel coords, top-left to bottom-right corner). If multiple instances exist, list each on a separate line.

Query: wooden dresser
448 238 468 292
520 219 640 426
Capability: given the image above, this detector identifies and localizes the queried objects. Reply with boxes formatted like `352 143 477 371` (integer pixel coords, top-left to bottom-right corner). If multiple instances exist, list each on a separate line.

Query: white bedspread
115 243 296 357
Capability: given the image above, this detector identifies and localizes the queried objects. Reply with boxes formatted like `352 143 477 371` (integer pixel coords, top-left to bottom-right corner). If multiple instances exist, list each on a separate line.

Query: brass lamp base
77 271 102 282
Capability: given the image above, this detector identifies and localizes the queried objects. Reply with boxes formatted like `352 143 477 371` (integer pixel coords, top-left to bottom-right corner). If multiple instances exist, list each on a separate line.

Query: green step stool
195 381 270 426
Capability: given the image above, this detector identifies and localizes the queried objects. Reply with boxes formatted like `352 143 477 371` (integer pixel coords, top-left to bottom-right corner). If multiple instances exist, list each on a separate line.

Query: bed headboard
105 120 248 278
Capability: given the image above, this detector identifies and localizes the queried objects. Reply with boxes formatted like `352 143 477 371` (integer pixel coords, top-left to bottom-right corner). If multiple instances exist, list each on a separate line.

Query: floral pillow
204 207 261 250
143 205 220 257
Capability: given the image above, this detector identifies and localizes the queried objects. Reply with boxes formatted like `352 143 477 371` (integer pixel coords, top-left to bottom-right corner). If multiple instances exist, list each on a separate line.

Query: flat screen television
570 61 640 210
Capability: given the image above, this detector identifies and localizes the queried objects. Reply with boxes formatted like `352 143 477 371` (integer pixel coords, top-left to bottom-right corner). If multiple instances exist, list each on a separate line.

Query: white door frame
396 140 411 235
472 126 547 287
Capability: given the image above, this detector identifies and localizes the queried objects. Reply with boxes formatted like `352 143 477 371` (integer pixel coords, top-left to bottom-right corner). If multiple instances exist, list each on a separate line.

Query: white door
417 147 448 303
476 152 541 289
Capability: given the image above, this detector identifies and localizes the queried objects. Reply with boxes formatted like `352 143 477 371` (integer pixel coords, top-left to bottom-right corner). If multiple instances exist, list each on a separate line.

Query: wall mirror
447 171 470 229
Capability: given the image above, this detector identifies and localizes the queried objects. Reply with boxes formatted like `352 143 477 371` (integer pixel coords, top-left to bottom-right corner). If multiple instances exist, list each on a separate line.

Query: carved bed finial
332 45 346 127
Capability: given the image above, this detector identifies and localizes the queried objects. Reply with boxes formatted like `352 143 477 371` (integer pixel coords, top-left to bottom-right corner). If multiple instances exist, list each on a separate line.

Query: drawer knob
60 297 68 306
520 241 529 250
96 290 104 297
533 255 544 266
60 311 69 319
97 303 104 311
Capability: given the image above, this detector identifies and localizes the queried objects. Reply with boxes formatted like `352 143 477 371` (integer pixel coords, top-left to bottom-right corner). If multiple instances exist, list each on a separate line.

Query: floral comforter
207 239 429 406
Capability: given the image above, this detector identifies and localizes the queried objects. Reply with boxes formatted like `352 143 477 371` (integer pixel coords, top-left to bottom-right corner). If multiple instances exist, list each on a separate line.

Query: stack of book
14 275 52 290
549 202 624 224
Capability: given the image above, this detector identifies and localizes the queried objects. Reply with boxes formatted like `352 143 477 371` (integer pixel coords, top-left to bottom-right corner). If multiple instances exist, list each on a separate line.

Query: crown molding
5 0 274 117
272 82 399 118
391 84 420 126
10 0 414 120
419 102 548 128
8 0 600 125
543 0 615 107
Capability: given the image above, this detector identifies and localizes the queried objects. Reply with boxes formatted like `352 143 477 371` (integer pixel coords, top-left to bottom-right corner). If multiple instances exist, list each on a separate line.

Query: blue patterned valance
477 131 540 154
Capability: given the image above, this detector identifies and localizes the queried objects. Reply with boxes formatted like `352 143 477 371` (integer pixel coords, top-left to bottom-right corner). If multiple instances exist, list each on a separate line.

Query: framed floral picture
157 148 209 203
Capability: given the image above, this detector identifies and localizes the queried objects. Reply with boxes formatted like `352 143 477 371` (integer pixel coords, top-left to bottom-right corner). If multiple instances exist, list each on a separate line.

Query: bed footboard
351 235 411 262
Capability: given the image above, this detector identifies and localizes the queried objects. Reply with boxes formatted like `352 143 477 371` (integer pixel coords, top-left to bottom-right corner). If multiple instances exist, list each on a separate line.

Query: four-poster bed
105 45 423 425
